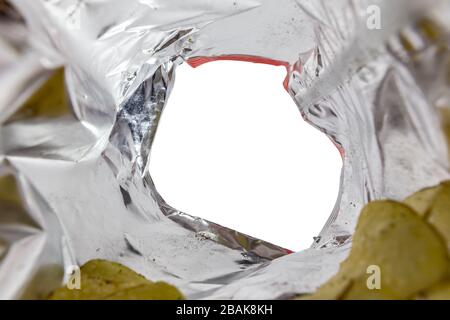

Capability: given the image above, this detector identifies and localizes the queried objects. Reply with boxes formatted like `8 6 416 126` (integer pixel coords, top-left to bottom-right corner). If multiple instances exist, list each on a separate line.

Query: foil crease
1 0 450 299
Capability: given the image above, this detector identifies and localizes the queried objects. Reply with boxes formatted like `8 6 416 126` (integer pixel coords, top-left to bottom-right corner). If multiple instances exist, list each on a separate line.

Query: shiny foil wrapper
1 0 450 299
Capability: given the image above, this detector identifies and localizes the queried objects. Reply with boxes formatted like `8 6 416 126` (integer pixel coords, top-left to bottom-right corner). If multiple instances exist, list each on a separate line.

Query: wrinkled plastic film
1 0 450 299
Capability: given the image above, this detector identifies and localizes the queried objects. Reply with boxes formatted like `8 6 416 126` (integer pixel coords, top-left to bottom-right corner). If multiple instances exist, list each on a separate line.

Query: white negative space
149 61 342 252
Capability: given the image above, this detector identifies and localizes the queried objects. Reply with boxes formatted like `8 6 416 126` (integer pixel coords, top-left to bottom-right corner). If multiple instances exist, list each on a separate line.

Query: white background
149 61 342 252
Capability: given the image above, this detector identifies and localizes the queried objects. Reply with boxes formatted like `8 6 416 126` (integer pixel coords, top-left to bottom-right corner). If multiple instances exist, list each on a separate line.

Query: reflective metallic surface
1 0 450 299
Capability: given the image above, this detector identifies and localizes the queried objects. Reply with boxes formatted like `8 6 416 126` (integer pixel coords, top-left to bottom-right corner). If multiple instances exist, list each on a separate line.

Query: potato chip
404 184 444 216
405 182 450 251
106 282 184 300
348 201 448 298
341 275 399 300
0 237 6 260
427 184 450 251
49 259 184 300
7 69 70 123
304 273 352 300
416 281 450 300
308 201 449 300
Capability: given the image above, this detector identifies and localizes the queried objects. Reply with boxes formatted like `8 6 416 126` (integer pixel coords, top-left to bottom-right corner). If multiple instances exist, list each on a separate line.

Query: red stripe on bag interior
187 55 291 91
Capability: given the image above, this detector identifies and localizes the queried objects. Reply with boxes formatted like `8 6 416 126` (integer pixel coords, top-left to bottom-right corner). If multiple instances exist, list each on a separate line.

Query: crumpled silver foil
1 0 450 299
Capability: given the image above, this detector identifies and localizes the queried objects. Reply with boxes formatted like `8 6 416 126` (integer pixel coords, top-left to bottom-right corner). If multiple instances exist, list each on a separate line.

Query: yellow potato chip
427 184 450 251
0 237 7 260
416 281 450 300
7 69 70 123
347 201 448 298
79 259 150 287
0 174 22 206
308 201 449 300
405 182 450 251
404 184 444 216
49 259 184 300
303 273 352 300
106 282 184 300
341 275 399 300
